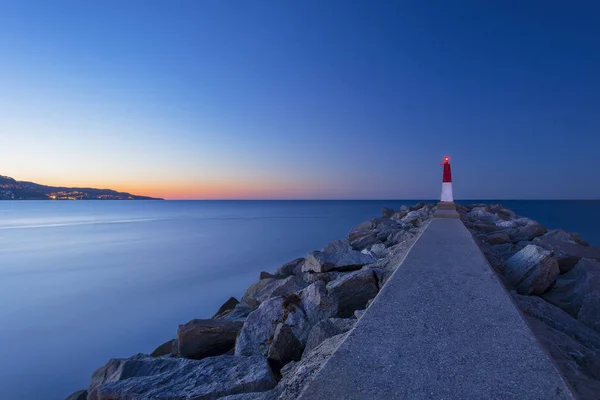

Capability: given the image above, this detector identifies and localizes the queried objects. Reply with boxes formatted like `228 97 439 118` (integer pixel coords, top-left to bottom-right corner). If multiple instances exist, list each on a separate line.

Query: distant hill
0 175 162 200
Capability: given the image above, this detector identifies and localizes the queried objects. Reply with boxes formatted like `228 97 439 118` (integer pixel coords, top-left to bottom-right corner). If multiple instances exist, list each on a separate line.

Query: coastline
68 202 600 400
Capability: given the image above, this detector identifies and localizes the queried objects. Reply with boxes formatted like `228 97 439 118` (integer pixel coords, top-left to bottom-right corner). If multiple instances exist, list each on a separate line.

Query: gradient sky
1 1 599 199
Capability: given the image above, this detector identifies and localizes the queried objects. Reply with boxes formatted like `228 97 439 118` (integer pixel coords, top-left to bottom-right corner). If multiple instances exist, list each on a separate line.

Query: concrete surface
297 218 574 400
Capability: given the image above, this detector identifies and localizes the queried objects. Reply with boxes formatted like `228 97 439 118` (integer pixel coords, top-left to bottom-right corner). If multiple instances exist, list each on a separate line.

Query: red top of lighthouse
442 157 452 183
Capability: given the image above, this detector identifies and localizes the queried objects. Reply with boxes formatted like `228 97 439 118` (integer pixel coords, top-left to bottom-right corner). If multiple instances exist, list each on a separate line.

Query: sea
0 200 598 400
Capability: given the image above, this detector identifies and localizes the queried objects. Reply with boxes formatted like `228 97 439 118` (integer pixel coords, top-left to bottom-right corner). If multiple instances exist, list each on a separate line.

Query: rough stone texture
275 258 305 278
509 220 548 242
235 297 286 357
267 323 303 366
150 338 177 357
277 333 348 400
369 243 388 258
242 275 307 303
302 250 375 273
260 271 275 280
534 232 600 273
382 207 394 218
321 238 353 253
285 281 339 343
326 267 379 318
485 232 512 245
542 258 600 317
88 354 276 400
514 295 600 399
504 244 560 295
303 318 356 355
350 221 374 232
297 218 574 400
354 309 366 319
218 393 274 400
217 301 257 322
213 297 240 318
578 292 600 334
400 210 424 226
66 389 88 400
468 206 498 223
301 271 343 284
177 319 243 360
349 233 380 251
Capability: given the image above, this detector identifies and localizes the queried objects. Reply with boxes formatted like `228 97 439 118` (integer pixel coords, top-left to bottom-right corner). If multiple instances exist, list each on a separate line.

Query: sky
1 1 599 200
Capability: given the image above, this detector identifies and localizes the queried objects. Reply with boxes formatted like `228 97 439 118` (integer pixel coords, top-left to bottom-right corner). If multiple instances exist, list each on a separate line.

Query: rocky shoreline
67 203 600 400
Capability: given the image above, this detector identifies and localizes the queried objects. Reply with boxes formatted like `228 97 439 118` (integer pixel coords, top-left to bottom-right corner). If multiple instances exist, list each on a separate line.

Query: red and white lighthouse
440 156 453 202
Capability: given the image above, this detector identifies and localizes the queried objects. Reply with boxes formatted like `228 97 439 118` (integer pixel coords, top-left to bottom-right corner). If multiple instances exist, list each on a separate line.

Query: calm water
0 200 598 399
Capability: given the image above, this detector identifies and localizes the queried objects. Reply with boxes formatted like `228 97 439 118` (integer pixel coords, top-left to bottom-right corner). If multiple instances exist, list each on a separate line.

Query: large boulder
504 244 559 295
468 206 498 223
235 297 286 357
369 243 388 259
88 354 276 400
285 281 339 343
578 292 600 334
302 250 375 273
267 323 303 366
542 258 600 318
509 219 548 242
534 231 600 273
513 295 600 400
484 232 512 245
349 233 380 251
304 318 356 355
321 239 353 253
216 301 257 322
275 258 305 278
382 207 394 218
213 297 240 318
177 319 243 360
326 267 380 317
150 338 178 357
66 390 88 400
242 275 307 303
400 210 426 226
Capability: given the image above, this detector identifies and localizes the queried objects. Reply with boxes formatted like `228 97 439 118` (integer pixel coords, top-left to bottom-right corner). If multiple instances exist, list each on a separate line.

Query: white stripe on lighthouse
441 182 453 202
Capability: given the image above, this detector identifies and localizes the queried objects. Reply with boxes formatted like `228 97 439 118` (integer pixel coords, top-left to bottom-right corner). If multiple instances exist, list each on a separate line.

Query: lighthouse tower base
441 182 453 203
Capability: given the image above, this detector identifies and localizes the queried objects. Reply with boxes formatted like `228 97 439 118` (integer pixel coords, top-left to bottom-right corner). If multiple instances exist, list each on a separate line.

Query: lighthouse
440 157 453 203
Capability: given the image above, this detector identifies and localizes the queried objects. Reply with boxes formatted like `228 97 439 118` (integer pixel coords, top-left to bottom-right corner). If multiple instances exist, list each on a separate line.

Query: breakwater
67 202 600 400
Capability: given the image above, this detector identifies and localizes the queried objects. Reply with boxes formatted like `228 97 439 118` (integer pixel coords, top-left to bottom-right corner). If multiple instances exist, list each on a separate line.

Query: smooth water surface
0 200 598 399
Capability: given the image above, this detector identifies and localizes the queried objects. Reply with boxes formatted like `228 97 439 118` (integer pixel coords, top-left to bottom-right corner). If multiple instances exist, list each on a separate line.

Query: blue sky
1 1 599 199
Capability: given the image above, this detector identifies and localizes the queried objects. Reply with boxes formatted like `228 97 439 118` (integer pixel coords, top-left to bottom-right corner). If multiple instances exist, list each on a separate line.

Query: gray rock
350 220 374 232
349 233 380 251
326 267 379 317
386 230 412 247
235 297 286 357
470 222 506 233
285 281 339 343
275 258 305 278
485 232 512 245
400 210 424 226
468 206 498 223
321 239 353 253
267 323 303 366
509 219 548 242
382 207 394 218
504 244 560 295
369 243 388 258
390 210 408 221
513 295 600 400
259 271 276 280
303 318 355 355
217 301 257 322
409 202 426 211
276 333 349 400
213 297 240 318
578 292 600 334
534 232 600 273
354 309 366 319
301 271 344 284
177 319 243 360
218 393 275 400
542 258 600 317
302 250 375 273
150 338 177 357
243 275 307 303
88 354 276 400
66 390 87 400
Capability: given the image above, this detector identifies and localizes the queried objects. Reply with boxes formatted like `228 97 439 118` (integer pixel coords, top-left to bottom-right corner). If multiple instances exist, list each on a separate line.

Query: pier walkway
298 211 574 399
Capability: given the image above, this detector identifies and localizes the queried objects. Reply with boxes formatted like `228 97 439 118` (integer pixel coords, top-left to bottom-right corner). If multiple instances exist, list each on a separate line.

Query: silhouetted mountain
0 174 162 200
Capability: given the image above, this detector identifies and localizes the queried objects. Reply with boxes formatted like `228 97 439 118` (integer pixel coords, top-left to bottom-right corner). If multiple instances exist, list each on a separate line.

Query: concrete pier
298 217 575 399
